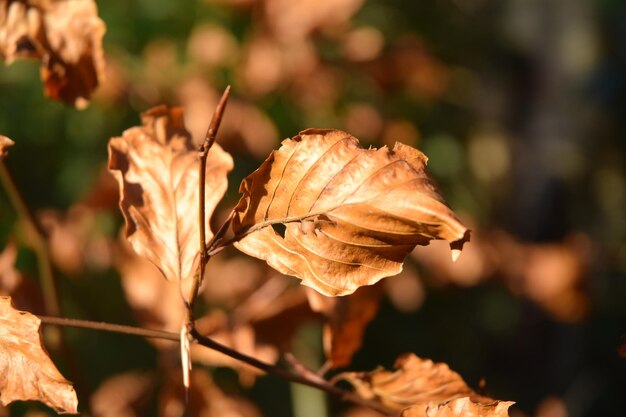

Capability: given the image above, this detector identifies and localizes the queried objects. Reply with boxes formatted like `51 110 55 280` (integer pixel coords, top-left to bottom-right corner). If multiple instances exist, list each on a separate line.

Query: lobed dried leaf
0 296 77 413
335 353 513 416
232 129 469 296
0 0 106 108
108 105 233 282
402 397 513 417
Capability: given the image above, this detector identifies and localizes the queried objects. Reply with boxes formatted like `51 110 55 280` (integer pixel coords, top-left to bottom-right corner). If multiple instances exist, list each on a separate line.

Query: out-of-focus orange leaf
187 24 239 68
0 0 106 108
343 103 384 143
383 263 425 313
108 105 233 282
178 77 278 158
618 336 626 359
342 406 386 417
0 296 77 413
38 205 114 275
0 242 45 314
159 368 263 417
264 0 364 41
342 27 385 62
202 253 269 309
336 353 513 416
193 278 315 385
91 372 154 417
232 129 469 296
114 238 187 335
240 35 318 97
366 36 448 101
413 230 591 322
533 396 567 417
306 284 381 368
0 135 14 158
413 234 491 288
80 167 121 211
192 315 279 386
513 233 590 322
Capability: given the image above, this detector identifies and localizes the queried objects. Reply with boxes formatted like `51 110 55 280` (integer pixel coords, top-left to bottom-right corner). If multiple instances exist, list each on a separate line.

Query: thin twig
191 329 397 415
1 160 88 398
284 352 327 385
0 161 60 319
205 209 235 254
39 316 179 341
187 86 231 315
209 212 331 254
38 316 397 415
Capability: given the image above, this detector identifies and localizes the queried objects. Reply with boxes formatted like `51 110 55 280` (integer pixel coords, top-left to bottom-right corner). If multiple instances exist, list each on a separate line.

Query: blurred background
0 0 625 416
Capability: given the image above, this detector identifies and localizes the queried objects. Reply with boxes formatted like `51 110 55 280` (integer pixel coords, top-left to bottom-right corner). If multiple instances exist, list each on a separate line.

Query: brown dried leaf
0 135 14 158
402 397 513 417
108 105 233 282
336 353 512 416
306 284 381 368
0 0 106 108
232 129 469 296
0 296 77 413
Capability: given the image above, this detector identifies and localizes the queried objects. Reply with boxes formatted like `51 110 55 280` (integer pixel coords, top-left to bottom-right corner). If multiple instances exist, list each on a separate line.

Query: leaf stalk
187 86 231 316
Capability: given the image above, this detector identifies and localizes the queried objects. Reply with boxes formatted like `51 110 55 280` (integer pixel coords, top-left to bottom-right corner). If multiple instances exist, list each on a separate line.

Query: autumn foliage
1 0 622 416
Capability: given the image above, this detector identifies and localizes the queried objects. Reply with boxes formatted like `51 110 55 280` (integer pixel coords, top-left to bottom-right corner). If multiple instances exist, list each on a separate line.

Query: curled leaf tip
450 230 471 262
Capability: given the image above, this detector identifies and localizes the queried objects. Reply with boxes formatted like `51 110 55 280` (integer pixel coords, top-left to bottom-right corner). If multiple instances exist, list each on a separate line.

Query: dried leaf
0 135 14 158
108 105 233 282
402 397 513 417
0 0 106 108
306 284 381 368
232 129 469 296
0 296 77 413
336 353 512 416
